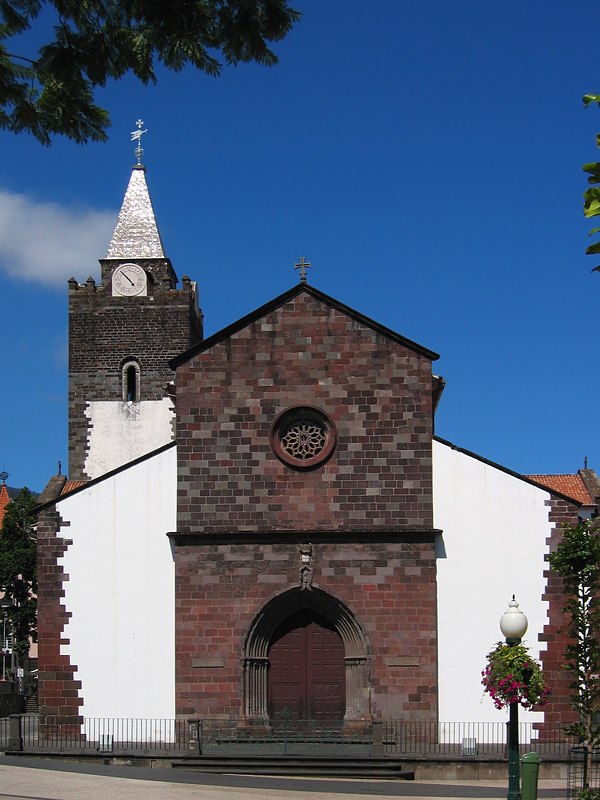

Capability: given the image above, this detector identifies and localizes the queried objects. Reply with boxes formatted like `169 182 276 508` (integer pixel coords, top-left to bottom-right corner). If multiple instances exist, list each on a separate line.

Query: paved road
0 756 567 800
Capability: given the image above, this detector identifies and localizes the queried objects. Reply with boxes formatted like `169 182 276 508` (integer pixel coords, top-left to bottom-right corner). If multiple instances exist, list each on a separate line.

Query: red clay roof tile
61 480 87 495
527 474 594 505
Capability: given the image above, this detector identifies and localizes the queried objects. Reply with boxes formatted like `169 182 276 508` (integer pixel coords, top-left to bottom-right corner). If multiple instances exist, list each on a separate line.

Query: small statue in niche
299 543 313 590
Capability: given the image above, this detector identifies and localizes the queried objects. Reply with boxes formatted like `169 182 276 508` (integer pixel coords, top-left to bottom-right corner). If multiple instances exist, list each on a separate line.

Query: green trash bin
521 752 541 800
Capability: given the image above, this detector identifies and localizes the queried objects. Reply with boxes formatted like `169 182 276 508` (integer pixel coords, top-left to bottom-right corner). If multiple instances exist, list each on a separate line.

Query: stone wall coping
168 528 442 545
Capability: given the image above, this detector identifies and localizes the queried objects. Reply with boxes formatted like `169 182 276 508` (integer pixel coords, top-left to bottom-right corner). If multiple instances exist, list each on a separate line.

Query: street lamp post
500 596 528 800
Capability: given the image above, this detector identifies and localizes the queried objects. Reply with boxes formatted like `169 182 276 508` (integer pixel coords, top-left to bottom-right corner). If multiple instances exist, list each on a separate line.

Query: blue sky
0 1 598 492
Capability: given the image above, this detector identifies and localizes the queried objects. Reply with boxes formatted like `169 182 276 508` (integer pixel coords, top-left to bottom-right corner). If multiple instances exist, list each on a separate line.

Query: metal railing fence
382 720 576 756
190 716 372 756
0 715 577 758
13 716 190 756
567 747 600 799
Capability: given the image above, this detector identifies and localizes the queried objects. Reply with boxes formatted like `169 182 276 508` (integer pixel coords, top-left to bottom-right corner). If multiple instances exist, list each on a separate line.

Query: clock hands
112 264 146 296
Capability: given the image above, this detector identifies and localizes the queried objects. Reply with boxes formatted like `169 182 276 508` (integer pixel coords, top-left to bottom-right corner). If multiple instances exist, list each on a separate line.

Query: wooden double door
267 609 345 721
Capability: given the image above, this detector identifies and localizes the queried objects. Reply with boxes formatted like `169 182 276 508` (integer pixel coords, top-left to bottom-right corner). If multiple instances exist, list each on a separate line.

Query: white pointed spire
106 167 165 259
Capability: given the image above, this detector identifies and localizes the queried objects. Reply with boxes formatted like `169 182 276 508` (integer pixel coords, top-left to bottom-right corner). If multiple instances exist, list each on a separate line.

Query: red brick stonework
539 497 582 730
173 286 437 535
171 285 440 721
36 507 82 719
172 535 438 721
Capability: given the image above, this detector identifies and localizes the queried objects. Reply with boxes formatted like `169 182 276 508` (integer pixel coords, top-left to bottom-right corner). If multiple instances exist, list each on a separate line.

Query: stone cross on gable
295 257 311 283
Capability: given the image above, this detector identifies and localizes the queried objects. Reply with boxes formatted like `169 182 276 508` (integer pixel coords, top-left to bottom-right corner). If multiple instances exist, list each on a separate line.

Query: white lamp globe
500 596 528 640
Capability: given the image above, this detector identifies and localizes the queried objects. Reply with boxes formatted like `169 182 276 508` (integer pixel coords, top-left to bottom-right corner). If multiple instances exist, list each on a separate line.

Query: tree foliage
0 0 301 145
0 487 37 665
549 520 600 752
582 94 600 272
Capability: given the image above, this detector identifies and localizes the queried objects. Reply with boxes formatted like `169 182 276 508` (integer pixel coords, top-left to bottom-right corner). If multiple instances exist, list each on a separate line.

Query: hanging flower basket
482 641 550 710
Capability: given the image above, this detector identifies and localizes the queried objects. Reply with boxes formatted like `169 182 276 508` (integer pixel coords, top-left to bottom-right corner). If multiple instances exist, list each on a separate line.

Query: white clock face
112 263 147 296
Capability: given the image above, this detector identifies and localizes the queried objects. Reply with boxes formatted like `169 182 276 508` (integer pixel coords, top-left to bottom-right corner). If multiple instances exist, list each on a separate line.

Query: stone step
171 756 414 779
24 696 39 713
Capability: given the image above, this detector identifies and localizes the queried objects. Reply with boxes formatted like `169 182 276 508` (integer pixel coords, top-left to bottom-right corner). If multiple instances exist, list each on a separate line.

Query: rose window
280 418 327 460
271 406 336 469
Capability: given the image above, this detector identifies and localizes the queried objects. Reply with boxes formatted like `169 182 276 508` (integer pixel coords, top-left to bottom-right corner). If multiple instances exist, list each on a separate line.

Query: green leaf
0 0 302 144
584 201 600 219
583 162 600 184
584 188 600 218
583 94 600 107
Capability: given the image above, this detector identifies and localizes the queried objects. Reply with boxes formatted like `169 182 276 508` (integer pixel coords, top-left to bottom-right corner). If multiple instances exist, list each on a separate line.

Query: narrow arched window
125 365 137 402
122 360 141 402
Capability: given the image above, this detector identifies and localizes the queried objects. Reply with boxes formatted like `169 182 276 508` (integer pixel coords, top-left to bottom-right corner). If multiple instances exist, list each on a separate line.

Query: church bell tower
68 134 203 481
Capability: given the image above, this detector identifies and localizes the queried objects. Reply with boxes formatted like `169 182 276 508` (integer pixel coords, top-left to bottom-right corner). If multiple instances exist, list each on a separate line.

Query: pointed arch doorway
268 609 345 721
243 587 371 723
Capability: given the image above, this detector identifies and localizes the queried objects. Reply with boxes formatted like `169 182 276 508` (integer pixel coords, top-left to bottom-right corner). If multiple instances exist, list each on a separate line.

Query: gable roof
170 283 440 369
434 436 584 507
526 474 595 506
61 480 87 495
36 441 176 511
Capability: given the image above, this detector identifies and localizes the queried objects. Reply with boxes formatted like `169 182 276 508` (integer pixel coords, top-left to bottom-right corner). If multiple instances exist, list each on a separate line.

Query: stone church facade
36 162 595 730
171 284 440 722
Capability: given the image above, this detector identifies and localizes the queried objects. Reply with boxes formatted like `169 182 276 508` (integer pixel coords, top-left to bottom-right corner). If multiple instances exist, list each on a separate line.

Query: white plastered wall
433 439 552 726
84 399 173 480
56 445 176 719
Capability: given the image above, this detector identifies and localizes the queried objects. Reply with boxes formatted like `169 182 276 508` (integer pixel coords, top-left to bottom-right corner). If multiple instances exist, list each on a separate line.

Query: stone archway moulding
242 586 371 722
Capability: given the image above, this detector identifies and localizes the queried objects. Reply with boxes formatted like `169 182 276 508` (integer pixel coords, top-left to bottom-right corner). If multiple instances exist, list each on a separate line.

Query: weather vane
130 119 147 165
295 257 311 284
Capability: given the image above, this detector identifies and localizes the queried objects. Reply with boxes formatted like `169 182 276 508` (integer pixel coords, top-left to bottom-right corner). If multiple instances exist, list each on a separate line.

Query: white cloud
0 189 116 286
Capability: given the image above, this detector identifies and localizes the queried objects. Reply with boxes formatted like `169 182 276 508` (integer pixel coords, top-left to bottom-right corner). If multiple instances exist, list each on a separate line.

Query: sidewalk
0 756 566 800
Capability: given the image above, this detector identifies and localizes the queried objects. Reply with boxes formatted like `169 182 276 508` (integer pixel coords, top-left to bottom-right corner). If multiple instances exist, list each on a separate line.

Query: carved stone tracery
270 406 336 470
281 419 326 460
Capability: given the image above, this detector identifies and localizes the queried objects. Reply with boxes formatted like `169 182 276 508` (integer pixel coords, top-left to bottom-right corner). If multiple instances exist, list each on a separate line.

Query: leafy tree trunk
549 520 600 791
0 488 37 692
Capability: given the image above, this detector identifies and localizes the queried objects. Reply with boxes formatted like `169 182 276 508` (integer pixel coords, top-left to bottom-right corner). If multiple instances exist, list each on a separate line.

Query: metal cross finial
130 119 148 165
295 257 311 283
